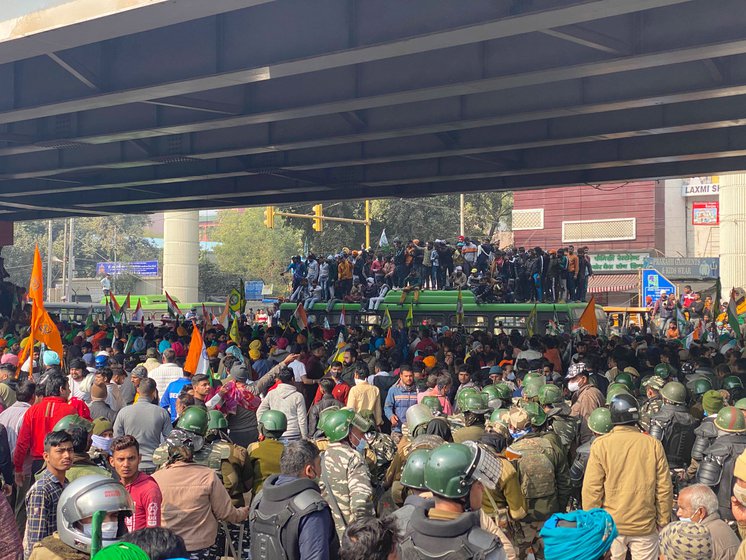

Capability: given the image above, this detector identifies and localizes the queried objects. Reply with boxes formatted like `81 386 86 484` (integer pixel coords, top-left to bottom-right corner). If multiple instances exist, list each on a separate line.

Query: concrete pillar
163 211 199 304
719 174 746 291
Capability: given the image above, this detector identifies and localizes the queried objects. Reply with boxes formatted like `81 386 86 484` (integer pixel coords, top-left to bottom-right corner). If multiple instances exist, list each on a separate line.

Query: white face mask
734 483 746 506
568 380 581 392
82 521 118 540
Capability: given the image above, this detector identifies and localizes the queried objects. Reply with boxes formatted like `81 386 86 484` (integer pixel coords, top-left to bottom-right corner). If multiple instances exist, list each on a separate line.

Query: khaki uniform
247 439 284 495
452 423 485 444
582 426 672 537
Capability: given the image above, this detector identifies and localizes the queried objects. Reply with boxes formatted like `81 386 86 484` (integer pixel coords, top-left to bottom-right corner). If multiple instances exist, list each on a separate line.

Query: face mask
734 483 746 506
510 428 530 440
677 517 691 523
91 435 112 452
82 521 118 540
568 380 580 392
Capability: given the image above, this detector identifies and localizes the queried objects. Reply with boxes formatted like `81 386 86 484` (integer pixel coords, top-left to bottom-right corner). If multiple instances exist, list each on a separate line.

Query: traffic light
263 206 275 229
313 204 323 232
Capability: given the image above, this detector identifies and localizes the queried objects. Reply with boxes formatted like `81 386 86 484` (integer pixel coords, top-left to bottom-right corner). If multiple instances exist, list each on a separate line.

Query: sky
1 0 74 21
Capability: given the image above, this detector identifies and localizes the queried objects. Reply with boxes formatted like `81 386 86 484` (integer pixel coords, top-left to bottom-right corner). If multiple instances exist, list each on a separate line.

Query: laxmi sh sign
682 177 719 196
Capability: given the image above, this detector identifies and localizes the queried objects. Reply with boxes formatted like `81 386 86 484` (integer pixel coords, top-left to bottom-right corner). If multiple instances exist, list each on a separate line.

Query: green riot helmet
480 386 503 411
521 401 547 427
489 409 509 426
461 393 490 415
654 363 673 379
522 377 546 400
660 381 688 405
406 404 434 434
456 387 480 412
53 414 93 434
317 406 340 434
693 378 713 397
423 443 475 498
723 376 744 391
259 410 288 437
207 410 228 431
401 449 432 491
605 383 631 405
322 409 356 443
421 396 443 415
538 384 563 406
523 371 544 385
587 407 613 435
735 398 746 411
351 412 373 434
614 372 635 393
175 406 209 436
492 383 513 401
714 406 746 433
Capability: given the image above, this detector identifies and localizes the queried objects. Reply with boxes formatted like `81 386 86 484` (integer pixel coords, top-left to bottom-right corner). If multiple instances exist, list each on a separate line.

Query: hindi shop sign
642 257 719 279
96 261 159 277
589 252 648 273
692 201 719 225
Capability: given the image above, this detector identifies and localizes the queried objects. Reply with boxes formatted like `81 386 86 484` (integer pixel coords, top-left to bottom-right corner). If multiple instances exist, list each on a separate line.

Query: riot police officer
696 406 746 521
648 381 698 469
569 407 612 503
638 375 665 432
453 393 489 444
538 384 580 450
398 443 507 560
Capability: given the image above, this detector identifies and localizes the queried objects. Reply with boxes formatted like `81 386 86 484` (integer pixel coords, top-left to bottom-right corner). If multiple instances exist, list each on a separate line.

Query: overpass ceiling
0 0 745 220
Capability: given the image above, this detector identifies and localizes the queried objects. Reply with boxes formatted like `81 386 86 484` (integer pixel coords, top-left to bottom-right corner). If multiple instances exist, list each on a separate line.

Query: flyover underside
1 0 745 220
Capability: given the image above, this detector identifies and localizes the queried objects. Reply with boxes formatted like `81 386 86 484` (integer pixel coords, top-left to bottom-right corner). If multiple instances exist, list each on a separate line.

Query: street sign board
642 258 719 279
96 261 159 277
641 269 677 305
245 281 264 300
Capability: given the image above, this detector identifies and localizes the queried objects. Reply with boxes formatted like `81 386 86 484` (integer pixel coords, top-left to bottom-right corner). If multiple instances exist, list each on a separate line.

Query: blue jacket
384 381 419 432
160 377 192 421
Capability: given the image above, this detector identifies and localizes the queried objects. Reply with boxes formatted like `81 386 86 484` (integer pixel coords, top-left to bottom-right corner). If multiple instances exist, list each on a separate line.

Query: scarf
540 508 617 560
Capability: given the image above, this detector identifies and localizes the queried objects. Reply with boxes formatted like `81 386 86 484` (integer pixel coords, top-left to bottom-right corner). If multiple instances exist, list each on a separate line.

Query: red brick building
511 181 665 305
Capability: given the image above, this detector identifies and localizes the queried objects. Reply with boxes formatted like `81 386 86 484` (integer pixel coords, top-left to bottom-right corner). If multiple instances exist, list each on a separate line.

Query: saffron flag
576 296 599 336
165 291 182 319
33 307 64 361
218 297 230 326
18 246 44 369
184 322 209 376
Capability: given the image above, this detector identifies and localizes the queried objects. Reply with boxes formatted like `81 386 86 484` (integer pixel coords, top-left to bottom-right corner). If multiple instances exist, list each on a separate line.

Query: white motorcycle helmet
57 475 133 553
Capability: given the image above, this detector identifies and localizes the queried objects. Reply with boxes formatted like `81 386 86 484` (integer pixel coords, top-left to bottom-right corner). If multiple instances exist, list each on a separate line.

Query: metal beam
141 96 242 115
1 33 745 165
0 0 694 125
540 25 630 55
47 53 100 92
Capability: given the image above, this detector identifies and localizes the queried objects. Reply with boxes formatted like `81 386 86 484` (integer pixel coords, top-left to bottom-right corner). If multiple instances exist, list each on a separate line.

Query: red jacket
13 396 76 472
124 472 162 532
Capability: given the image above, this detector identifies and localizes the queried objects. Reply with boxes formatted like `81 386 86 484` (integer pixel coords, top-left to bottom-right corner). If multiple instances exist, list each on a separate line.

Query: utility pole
67 218 75 303
460 194 465 236
46 220 53 301
61 220 68 300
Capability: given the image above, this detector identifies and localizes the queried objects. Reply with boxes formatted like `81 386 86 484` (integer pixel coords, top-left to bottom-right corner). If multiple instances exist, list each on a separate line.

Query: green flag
405 304 413 327
526 303 538 337
381 307 392 330
728 288 742 339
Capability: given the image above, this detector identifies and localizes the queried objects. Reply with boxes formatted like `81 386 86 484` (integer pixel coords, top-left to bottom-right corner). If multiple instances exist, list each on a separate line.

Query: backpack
511 436 556 500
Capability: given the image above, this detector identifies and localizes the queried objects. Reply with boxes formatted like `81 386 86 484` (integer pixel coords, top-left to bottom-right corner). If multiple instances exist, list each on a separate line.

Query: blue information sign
96 261 159 277
245 281 264 300
641 269 677 305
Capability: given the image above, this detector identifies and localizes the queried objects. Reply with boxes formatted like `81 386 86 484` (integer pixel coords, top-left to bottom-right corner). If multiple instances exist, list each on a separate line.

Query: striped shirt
149 363 184 399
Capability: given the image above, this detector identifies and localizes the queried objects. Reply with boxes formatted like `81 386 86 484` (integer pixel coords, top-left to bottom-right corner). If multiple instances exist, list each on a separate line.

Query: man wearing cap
114 378 172 474
639 375 665 432
129 365 148 403
88 378 117 424
141 347 161 372
567 363 605 445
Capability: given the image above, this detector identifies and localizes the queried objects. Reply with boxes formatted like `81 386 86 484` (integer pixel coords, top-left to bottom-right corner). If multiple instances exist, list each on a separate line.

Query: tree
212 208 301 287
199 252 241 300
2 215 160 289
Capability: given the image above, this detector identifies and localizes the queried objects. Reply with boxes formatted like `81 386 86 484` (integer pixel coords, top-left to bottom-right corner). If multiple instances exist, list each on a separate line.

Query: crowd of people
284 237 594 306
2 300 746 560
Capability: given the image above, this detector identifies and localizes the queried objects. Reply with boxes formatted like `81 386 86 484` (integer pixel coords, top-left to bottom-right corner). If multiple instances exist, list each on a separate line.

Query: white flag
379 229 389 247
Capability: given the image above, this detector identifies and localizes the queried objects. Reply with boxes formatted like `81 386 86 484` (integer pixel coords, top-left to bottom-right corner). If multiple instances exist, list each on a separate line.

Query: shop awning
588 273 639 294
